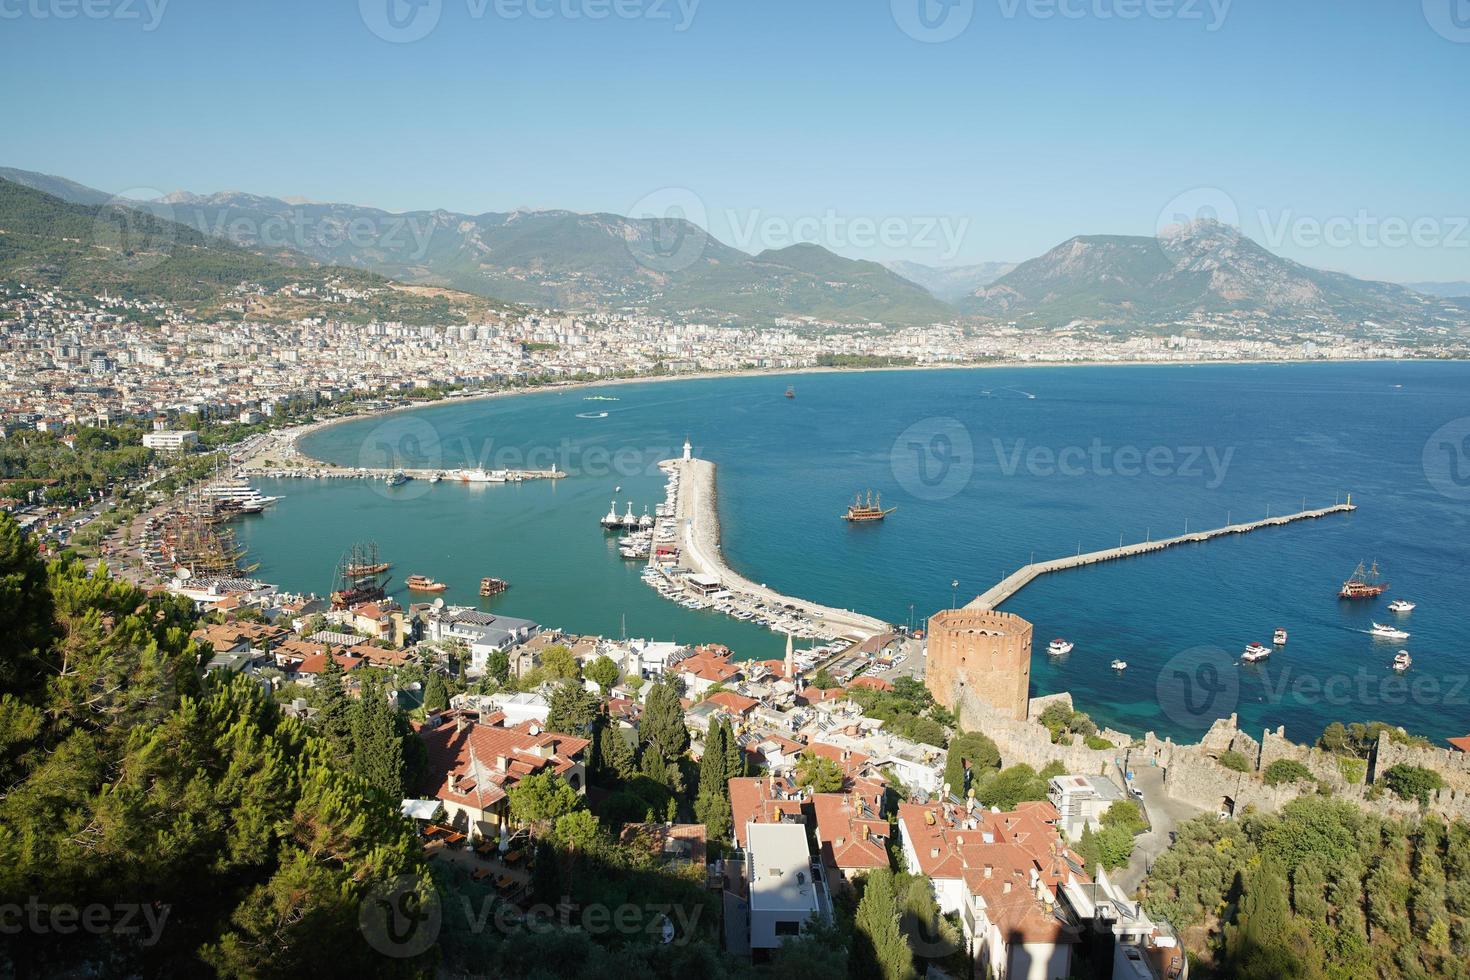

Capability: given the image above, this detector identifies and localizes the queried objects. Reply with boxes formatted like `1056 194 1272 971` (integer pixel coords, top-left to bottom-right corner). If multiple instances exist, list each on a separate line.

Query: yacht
1110 659 1128 671
1371 622 1411 640
200 482 281 513
1047 639 1074 655
386 470 409 487
1388 599 1416 614
1393 650 1412 672
1273 628 1288 646
1242 642 1272 663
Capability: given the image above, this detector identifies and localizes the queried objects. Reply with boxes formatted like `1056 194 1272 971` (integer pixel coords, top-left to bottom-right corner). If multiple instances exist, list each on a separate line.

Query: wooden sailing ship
843 489 896 523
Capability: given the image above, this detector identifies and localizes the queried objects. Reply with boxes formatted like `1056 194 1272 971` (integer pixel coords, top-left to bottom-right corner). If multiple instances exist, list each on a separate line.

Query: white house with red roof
898 798 1085 980
417 710 590 840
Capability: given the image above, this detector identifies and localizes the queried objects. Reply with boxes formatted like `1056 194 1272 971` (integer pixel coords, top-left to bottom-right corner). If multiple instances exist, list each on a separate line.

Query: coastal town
7 276 1470 977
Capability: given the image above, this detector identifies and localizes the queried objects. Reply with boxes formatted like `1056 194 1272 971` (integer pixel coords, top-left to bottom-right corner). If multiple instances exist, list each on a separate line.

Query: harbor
620 442 892 643
968 499 1359 611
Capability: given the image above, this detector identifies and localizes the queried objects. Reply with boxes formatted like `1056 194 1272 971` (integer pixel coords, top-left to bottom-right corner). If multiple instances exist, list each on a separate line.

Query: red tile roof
729 775 807 848
418 715 590 813
811 792 890 872
295 652 365 674
1449 736 1470 753
704 691 759 716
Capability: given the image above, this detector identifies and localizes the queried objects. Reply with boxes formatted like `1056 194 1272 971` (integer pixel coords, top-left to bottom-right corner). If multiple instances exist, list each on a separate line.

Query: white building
1048 774 1128 839
744 822 829 949
142 429 200 452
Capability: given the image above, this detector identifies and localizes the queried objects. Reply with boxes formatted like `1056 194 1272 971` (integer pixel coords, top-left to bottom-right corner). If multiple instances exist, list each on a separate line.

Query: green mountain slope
0 178 508 323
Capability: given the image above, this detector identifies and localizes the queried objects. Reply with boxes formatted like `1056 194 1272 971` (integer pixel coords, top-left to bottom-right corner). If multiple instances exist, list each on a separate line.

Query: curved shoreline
272 356 1437 464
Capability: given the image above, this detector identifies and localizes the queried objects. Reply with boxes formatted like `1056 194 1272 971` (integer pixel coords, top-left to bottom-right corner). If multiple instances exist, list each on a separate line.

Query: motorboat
1273 628 1288 645
1388 599 1416 614
1110 659 1128 671
1371 622 1411 640
1242 642 1272 663
1393 650 1412 672
1048 639 1074 655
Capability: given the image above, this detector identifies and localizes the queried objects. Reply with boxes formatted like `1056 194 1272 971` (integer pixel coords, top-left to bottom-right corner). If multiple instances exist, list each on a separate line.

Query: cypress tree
721 719 744 781
423 671 449 713
641 675 689 759
852 868 914 980
315 652 352 754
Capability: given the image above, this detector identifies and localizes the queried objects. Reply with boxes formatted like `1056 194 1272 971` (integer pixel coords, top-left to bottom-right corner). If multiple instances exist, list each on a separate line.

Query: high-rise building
925 609 1033 721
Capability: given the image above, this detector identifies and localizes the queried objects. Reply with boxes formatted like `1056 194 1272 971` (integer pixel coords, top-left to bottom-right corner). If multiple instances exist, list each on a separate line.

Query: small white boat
1393 650 1412 672
1388 599 1416 614
1273 628 1288 646
1048 639 1074 655
1371 622 1411 640
1110 659 1128 671
1242 642 1272 663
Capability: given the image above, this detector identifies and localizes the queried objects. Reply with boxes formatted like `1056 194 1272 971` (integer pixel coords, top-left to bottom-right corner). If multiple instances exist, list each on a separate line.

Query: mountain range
962 222 1464 328
3 166 1466 333
0 177 505 324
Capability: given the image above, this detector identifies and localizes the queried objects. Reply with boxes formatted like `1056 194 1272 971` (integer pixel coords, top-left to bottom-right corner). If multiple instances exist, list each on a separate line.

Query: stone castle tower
925 608 1034 722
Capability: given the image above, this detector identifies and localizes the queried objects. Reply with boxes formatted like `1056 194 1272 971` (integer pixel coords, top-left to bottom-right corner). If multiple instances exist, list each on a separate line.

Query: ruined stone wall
1370 732 1470 792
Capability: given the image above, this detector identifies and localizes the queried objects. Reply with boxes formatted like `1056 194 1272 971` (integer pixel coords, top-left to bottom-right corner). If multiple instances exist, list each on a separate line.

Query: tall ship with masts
1339 560 1389 599
332 542 391 608
843 489 896 523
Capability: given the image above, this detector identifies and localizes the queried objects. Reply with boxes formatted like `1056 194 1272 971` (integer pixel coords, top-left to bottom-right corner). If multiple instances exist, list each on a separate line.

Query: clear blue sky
2 0 1468 281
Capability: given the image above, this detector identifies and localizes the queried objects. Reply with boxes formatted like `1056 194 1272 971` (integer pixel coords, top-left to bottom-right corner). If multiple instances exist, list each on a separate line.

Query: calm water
236 363 1470 743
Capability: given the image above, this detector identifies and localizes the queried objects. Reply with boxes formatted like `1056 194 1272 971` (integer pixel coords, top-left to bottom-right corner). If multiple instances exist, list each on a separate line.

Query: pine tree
641 675 689 759
423 671 449 713
721 719 744 781
596 721 637 782
315 651 352 753
851 868 914 980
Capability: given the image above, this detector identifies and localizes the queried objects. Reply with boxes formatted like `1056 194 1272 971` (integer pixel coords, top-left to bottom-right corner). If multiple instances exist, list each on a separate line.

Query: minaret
784 631 794 679
682 436 692 462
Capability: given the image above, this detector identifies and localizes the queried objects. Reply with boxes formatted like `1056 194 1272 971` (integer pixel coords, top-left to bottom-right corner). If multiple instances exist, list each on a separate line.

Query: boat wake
576 411 610 419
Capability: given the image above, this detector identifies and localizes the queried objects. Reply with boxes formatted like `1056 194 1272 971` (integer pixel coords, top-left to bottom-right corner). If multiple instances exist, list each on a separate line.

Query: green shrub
1381 764 1444 804
1218 750 1252 773
1263 759 1314 787
1084 734 1114 751
1338 757 1367 785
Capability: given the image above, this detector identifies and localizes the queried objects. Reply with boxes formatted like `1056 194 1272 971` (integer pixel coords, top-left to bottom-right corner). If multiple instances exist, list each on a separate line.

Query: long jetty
967 501 1357 612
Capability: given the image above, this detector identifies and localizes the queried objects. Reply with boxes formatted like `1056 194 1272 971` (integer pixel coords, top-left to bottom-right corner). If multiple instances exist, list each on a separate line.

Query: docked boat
1273 628 1288 646
1388 599 1416 613
1393 650 1412 672
386 470 409 487
1110 659 1128 671
1242 642 1272 663
1371 622 1411 640
843 489 896 523
406 574 447 593
458 468 507 483
1339 560 1389 599
480 577 509 598
1048 639 1074 655
429 472 443 484
200 482 281 514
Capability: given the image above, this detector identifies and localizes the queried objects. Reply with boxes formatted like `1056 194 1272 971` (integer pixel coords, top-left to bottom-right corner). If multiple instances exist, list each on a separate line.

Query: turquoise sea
234 362 1470 744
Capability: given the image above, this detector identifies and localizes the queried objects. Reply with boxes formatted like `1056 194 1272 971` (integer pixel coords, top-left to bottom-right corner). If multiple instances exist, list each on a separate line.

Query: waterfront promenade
672 457 890 641
967 500 1357 611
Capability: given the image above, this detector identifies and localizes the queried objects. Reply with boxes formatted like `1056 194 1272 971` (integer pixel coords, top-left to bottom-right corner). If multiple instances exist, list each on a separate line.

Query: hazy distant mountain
0 166 116 207
112 186 948 325
0 177 505 323
963 220 1462 329
885 259 1015 302
1403 281 1470 299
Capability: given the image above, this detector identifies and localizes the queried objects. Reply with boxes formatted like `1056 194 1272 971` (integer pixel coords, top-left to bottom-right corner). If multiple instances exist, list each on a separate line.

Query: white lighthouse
682 436 692 462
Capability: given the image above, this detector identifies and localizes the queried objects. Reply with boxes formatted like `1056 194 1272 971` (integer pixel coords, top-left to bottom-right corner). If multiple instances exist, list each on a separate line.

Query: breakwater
968 501 1358 611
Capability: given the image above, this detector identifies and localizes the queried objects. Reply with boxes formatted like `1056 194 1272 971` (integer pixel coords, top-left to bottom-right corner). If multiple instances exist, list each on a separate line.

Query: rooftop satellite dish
177 567 192 581
433 598 445 609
